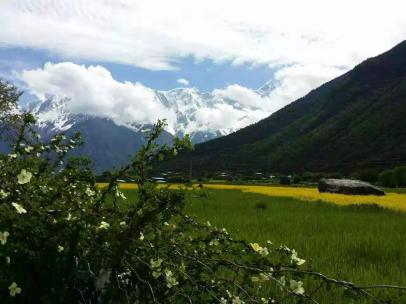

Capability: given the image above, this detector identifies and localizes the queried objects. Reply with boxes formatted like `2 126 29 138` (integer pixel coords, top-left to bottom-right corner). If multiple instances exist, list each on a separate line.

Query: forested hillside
161 41 406 174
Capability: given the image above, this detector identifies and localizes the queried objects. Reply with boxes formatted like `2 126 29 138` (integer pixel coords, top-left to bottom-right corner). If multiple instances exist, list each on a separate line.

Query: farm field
114 184 406 303
198 184 406 212
101 183 406 212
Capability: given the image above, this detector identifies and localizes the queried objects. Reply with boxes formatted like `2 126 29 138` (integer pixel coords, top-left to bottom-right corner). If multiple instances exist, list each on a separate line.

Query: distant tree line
356 166 406 188
100 166 406 189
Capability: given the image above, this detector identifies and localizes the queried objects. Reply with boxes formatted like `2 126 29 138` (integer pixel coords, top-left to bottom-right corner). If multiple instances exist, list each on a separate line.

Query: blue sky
0 47 275 90
0 46 275 106
0 0 405 133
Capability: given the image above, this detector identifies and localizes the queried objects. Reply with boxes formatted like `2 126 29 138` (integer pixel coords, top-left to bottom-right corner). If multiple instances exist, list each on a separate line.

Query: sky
0 0 406 132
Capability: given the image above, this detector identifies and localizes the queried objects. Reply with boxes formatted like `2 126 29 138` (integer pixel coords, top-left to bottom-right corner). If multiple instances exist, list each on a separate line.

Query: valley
1 3 406 302
112 185 406 303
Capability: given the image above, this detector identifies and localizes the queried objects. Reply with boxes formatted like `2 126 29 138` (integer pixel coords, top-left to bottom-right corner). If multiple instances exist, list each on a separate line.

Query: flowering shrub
0 80 404 303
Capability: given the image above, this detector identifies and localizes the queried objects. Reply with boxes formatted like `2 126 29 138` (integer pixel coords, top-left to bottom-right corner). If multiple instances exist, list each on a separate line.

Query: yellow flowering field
201 184 406 212
100 183 406 212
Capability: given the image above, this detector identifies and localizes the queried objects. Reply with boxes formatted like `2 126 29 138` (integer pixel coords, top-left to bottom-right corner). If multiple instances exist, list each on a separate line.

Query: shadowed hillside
161 41 406 174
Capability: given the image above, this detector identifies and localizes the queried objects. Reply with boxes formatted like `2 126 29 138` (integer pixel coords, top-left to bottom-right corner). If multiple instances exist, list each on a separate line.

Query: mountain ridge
160 40 406 174
16 79 277 173
27 80 277 144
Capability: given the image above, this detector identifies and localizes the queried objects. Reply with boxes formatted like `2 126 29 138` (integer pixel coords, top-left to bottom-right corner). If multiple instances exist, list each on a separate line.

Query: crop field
197 184 406 212
112 183 406 303
101 183 406 212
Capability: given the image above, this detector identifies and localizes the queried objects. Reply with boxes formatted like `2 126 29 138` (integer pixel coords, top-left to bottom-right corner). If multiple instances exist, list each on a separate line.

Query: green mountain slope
163 41 406 174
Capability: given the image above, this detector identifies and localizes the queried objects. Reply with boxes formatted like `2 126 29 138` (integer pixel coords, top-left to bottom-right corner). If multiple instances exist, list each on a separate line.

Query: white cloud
213 84 266 108
266 64 346 110
194 104 267 133
0 0 405 72
186 64 348 133
2 0 406 123
20 62 279 135
20 62 176 130
177 78 190 86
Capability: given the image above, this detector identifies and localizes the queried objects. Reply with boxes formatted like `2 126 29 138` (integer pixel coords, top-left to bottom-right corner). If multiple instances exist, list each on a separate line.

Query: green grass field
120 187 406 302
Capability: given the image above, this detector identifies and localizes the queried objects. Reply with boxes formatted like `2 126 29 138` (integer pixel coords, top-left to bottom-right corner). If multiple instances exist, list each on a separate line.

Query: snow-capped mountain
24 82 275 172
157 88 225 142
28 97 89 136
257 80 276 97
27 96 173 173
28 82 275 144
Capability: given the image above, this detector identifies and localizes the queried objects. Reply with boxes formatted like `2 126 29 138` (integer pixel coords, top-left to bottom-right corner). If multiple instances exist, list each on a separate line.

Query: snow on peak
28 96 88 132
27 80 276 143
257 80 276 97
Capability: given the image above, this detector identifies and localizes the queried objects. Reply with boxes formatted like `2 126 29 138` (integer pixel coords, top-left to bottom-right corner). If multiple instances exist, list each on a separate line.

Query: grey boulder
318 179 385 196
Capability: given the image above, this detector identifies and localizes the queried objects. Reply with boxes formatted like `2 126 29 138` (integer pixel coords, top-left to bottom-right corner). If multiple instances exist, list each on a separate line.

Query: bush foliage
378 166 406 188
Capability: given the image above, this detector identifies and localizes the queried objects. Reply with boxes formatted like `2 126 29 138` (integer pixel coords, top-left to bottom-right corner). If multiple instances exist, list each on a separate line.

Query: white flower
258 247 269 256
251 276 260 282
295 258 306 266
232 296 243 304
291 250 306 266
5 256 10 264
250 243 261 252
85 187 96 197
251 273 269 283
261 297 268 303
209 239 219 246
98 221 110 230
0 189 9 199
57 245 64 253
115 189 127 200
250 243 269 256
0 231 10 245
12 202 27 214
17 169 32 184
164 269 179 288
220 297 227 304
139 232 145 240
289 280 305 295
152 271 161 279
24 146 34 153
150 258 163 269
8 153 17 158
119 221 126 226
9 282 22 297
280 245 291 252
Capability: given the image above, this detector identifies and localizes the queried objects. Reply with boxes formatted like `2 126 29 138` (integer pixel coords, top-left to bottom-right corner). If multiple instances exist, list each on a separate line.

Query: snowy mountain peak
257 80 276 97
28 96 89 133
27 80 275 144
